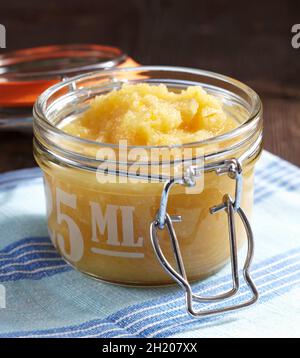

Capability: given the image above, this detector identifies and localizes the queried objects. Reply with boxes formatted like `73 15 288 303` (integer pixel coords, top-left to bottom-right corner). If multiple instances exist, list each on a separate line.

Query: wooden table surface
0 0 299 172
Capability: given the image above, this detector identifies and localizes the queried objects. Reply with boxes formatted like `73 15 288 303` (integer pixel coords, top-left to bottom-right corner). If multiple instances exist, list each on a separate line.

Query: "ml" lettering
90 202 143 248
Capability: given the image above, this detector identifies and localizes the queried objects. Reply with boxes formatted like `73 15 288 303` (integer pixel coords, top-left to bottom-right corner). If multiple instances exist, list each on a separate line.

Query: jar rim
0 44 127 82
34 65 262 152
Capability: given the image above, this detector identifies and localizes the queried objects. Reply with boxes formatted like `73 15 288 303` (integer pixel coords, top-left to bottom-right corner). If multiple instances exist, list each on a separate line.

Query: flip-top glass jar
33 67 262 315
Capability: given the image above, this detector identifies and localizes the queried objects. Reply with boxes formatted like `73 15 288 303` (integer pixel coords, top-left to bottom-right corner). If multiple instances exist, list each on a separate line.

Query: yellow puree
39 84 255 286
63 84 237 145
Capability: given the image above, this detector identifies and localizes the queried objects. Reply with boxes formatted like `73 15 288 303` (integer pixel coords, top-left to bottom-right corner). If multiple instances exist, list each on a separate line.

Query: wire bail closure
150 158 259 317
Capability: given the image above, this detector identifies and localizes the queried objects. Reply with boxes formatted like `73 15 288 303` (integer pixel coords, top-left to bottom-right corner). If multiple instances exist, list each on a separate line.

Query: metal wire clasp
150 158 259 317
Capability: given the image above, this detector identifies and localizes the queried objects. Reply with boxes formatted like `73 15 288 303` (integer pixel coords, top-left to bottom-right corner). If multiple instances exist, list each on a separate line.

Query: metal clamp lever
150 158 259 317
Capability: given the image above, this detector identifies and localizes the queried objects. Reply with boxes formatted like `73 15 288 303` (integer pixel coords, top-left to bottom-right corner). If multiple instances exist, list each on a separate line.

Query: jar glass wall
33 66 262 286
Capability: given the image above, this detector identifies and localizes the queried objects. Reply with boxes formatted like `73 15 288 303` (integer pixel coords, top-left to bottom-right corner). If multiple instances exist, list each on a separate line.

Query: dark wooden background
0 0 300 171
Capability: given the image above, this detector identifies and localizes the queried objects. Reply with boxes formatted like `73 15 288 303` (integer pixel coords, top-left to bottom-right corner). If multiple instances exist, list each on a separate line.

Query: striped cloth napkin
0 150 299 338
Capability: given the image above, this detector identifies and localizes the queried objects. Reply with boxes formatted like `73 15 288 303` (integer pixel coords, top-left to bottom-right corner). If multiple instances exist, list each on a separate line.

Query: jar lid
0 44 129 107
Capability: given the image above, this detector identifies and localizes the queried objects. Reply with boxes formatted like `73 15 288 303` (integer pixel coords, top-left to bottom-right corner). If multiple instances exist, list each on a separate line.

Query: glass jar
33 66 262 316
0 44 138 130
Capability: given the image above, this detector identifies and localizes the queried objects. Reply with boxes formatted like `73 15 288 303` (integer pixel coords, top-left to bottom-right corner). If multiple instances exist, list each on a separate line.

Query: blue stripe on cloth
140 265 300 338
0 237 70 282
255 169 300 195
254 156 300 203
254 160 289 179
0 167 42 192
255 155 299 178
0 237 53 254
1 246 299 338
149 278 300 338
255 186 300 203
0 167 41 185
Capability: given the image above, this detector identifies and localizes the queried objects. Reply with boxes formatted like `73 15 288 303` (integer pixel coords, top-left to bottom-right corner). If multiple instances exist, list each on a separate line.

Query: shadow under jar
33 66 262 316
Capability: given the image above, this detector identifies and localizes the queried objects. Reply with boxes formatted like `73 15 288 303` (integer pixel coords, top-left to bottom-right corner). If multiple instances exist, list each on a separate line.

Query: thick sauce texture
63 84 237 145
